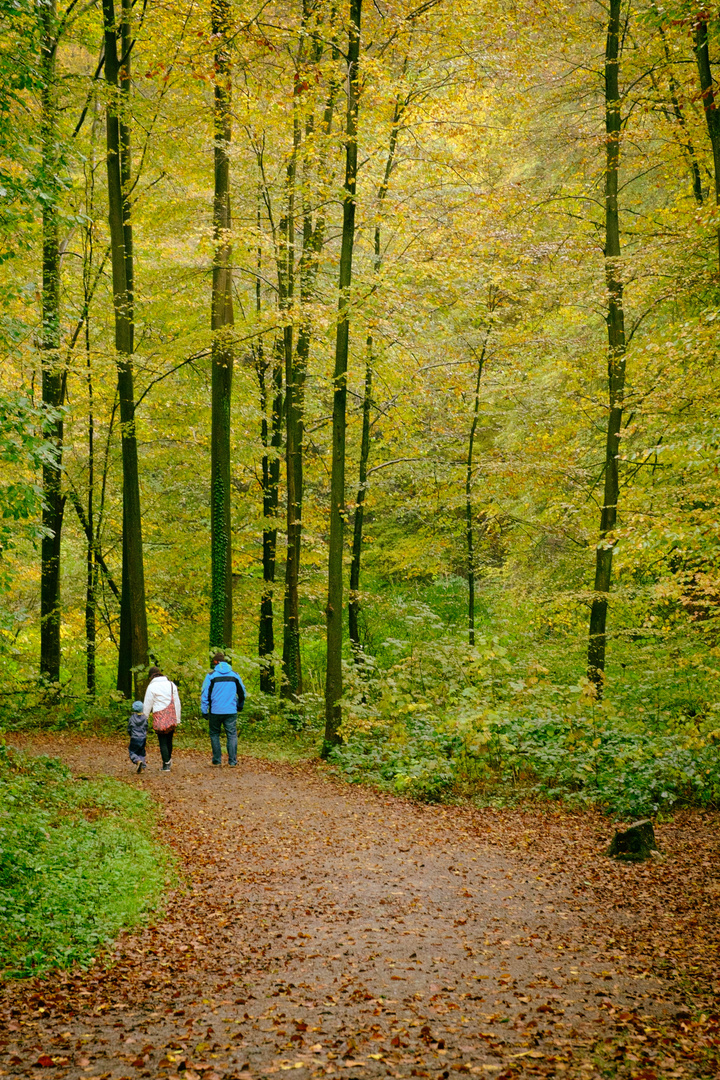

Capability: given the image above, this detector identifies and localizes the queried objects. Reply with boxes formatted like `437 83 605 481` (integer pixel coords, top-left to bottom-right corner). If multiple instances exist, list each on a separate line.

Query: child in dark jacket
128 701 147 773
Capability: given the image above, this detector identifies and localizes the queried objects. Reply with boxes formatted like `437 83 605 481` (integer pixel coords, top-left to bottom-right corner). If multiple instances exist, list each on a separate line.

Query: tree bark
280 115 300 699
85 309 96 698
323 0 363 755
465 340 488 647
209 0 235 651
587 0 627 693
39 0 64 683
103 0 148 697
694 17 720 270
281 3 335 700
348 352 371 657
348 91 404 661
258 334 283 693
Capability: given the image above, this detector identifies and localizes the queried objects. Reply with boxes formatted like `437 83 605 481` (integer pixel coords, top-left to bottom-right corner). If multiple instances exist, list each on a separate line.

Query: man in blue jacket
201 652 246 767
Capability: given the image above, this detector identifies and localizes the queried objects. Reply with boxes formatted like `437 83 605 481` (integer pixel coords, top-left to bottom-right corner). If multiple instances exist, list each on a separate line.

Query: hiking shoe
228 762 238 767
162 762 171 772
136 762 144 774
211 761 221 767
140 762 146 771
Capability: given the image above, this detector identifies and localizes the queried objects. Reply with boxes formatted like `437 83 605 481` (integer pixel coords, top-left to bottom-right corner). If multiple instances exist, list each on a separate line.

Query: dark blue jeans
208 713 237 765
128 737 146 765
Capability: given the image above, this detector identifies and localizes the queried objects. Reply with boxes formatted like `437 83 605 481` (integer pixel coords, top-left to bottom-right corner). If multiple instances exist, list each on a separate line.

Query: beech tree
39 0 64 683
102 0 148 697
209 0 235 652
587 0 627 690
323 0 362 753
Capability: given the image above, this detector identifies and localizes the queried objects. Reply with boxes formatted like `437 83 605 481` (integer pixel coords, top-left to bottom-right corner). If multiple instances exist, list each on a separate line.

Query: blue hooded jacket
201 661 246 716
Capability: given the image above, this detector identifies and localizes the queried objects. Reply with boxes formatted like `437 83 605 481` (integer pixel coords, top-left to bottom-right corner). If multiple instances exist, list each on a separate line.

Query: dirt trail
0 737 712 1080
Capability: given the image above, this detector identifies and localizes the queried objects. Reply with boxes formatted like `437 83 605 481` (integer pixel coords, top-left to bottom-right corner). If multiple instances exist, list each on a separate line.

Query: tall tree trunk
39 0 65 683
694 16 720 270
465 339 488 647
348 352 371 657
209 0 235 651
86 323 97 698
258 334 283 693
281 3 335 700
280 115 300 699
587 0 627 692
323 0 363 755
103 0 148 697
348 91 404 661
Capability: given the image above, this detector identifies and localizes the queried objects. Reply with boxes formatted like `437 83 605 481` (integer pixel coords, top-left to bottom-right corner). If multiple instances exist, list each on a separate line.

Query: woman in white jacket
142 666 181 771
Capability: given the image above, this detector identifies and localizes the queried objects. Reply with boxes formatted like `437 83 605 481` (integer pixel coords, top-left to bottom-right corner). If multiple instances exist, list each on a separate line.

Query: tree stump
607 819 658 862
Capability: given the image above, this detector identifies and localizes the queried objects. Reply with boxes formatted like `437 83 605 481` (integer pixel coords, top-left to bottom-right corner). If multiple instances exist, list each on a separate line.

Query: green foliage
0 393 60 557
329 593 720 816
331 703 720 817
0 743 173 979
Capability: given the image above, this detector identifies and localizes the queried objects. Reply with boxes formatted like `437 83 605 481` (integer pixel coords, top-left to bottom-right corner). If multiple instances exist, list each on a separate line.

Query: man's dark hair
211 651 225 666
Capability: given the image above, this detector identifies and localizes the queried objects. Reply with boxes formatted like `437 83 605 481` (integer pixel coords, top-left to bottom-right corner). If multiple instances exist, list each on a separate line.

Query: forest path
0 736 706 1080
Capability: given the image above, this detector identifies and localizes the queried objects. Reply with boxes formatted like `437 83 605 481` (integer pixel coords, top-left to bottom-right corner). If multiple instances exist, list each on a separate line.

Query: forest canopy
2 0 720 805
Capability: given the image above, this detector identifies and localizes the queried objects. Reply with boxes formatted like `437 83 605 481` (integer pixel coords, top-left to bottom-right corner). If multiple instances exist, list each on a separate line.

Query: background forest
2 0 720 815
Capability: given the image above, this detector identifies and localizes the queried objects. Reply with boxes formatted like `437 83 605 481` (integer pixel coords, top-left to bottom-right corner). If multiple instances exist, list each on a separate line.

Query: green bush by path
329 622 720 816
0 744 173 980
330 711 720 817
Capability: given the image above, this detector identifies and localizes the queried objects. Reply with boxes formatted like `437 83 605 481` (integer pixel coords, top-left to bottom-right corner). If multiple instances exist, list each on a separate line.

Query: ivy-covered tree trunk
209 0 235 651
587 0 627 692
103 0 148 697
39 0 64 683
323 0 362 755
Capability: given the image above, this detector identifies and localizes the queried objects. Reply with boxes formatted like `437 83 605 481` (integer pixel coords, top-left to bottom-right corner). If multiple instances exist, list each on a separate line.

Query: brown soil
0 735 718 1080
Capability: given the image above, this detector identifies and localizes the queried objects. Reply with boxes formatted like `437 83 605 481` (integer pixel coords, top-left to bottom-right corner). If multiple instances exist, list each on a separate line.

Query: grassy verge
178 707 322 762
0 743 174 980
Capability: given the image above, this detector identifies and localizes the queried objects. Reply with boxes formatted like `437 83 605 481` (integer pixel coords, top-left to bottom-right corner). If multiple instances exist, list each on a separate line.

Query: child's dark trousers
129 737 147 765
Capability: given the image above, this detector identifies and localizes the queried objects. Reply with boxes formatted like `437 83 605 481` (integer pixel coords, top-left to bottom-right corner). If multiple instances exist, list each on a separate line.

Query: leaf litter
0 735 718 1080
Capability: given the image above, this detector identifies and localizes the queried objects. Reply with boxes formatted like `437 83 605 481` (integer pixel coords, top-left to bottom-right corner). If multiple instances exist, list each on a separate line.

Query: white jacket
143 675 182 724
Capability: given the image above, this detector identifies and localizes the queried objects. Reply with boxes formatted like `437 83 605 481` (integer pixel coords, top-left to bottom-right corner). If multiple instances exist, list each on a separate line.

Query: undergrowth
328 624 720 816
0 743 173 980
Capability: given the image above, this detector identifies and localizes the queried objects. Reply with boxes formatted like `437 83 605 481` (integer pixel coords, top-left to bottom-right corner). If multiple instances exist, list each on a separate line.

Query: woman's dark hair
148 666 163 680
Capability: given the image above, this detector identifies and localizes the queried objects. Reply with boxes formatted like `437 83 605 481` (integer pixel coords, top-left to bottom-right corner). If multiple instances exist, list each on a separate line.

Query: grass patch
179 700 322 762
0 743 173 980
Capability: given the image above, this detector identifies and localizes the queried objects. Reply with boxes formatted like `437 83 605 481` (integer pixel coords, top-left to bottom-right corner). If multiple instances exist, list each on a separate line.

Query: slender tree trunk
258 335 283 693
348 352 371 657
280 114 300 699
281 4 335 700
587 0 627 692
209 0 235 651
651 7 703 206
465 340 488 647
103 0 148 697
348 91 404 661
323 0 363 755
70 491 120 599
39 0 65 683
86 325 97 698
694 17 720 270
